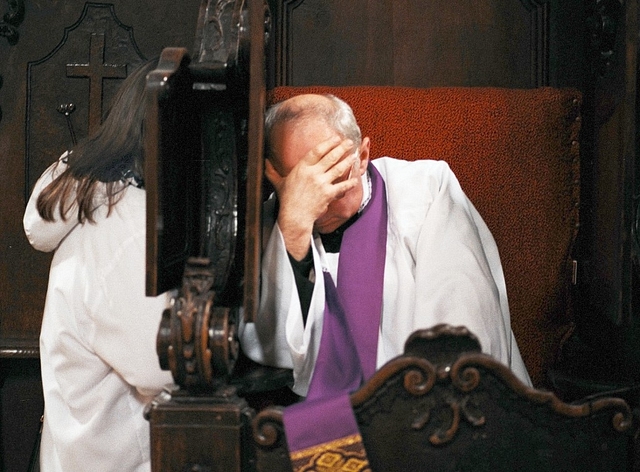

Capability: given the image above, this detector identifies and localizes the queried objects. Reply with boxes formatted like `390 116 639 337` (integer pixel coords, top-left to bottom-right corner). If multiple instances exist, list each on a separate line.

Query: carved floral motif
253 325 633 471
0 0 24 45
158 257 239 390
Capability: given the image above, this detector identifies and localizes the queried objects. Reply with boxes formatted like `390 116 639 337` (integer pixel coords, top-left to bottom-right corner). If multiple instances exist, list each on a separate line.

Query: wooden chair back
268 85 582 388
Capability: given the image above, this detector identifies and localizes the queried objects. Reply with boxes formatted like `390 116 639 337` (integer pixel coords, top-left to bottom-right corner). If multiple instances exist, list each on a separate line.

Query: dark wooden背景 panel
271 0 550 88
0 2 200 470
0 0 200 356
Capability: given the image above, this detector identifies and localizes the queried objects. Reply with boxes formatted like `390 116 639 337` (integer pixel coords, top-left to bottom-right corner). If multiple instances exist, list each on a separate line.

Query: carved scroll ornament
253 325 633 471
151 0 270 392
157 257 239 390
0 0 24 45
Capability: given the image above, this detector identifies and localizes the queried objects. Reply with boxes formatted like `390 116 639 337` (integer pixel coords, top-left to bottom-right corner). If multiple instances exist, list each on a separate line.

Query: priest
239 93 531 469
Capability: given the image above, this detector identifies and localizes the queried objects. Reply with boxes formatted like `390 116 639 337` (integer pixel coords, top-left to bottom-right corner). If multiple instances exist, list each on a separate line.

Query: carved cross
66 33 127 134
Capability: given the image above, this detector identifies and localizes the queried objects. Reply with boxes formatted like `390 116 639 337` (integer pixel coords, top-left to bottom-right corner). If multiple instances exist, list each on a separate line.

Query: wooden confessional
141 0 639 470
2 0 640 470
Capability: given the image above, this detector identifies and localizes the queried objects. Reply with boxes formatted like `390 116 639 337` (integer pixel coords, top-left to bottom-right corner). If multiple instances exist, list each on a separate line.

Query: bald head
276 93 336 115
265 94 362 157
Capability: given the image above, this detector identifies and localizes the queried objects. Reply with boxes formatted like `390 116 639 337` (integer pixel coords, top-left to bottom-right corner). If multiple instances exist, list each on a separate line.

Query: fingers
331 170 360 198
265 136 360 215
305 136 355 172
301 135 342 165
329 153 359 183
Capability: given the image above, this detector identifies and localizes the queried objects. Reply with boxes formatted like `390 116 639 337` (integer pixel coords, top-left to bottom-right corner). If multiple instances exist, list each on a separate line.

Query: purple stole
283 164 387 472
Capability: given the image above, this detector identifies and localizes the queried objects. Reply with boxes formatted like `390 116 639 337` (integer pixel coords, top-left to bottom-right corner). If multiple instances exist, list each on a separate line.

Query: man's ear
264 158 284 188
266 154 287 176
358 137 371 174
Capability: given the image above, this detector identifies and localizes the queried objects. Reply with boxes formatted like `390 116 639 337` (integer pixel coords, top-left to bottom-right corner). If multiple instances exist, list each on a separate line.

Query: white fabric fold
24 156 174 472
240 157 531 396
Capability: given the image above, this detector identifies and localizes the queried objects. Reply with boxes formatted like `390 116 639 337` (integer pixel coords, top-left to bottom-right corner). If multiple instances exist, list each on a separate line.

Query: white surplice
240 157 531 396
23 157 174 472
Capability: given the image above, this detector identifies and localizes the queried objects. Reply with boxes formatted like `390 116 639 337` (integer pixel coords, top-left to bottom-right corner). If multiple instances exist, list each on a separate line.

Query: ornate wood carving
148 0 270 391
193 0 244 66
253 325 634 472
157 257 239 390
201 108 239 296
0 0 24 45
146 48 229 391
146 4 270 468
146 0 250 299
0 0 24 122
25 2 145 202
586 0 623 80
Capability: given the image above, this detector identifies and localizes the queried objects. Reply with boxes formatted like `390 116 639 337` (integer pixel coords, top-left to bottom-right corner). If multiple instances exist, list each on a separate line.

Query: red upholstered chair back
267 86 581 387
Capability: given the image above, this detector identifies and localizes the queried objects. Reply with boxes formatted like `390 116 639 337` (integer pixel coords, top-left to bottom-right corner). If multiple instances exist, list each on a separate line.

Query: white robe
23 157 174 472
240 157 531 396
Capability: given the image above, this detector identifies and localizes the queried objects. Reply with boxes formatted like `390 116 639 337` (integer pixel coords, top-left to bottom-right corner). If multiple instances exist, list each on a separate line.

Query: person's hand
266 136 360 260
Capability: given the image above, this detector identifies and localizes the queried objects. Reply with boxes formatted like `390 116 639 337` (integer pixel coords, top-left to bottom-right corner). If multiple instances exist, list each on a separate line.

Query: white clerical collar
358 168 372 213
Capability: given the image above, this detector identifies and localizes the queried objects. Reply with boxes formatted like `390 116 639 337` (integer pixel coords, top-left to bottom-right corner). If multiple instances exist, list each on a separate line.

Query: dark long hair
37 57 158 223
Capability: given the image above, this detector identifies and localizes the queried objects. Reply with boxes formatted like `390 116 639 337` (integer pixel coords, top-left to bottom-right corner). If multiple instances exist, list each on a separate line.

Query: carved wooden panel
0 0 200 353
252 326 634 472
568 0 640 381
271 0 549 88
1 3 200 468
25 4 143 197
149 0 269 393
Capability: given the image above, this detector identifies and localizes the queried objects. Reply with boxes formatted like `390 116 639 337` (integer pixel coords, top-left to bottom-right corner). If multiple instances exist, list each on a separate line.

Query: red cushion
268 85 581 387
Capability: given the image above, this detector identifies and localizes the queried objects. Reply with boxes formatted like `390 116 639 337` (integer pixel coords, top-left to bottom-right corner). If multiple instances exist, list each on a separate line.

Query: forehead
271 117 341 171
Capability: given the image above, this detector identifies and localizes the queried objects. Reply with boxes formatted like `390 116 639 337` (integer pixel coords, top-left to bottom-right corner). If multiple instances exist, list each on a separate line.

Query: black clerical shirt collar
319 212 360 253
